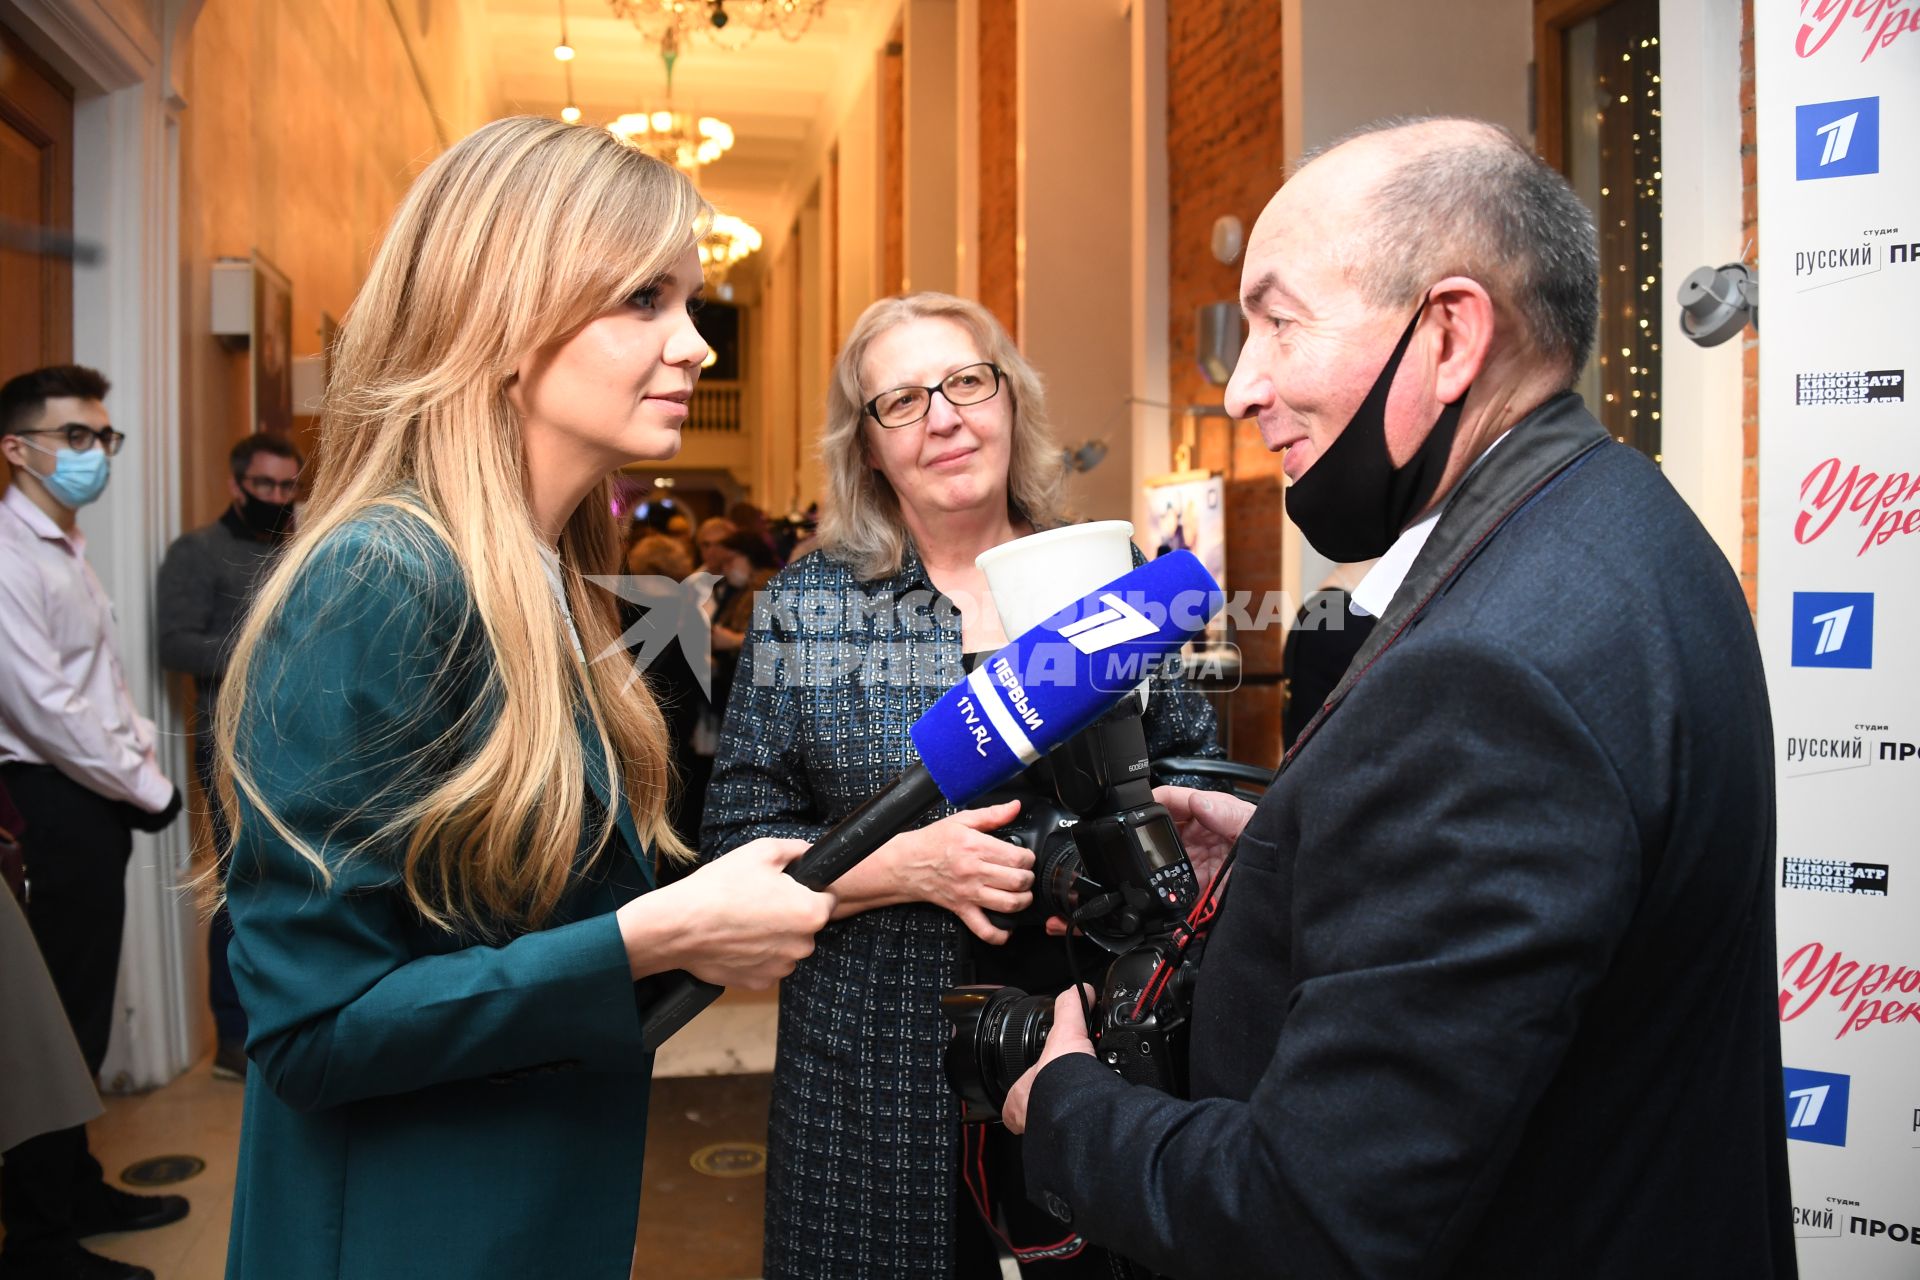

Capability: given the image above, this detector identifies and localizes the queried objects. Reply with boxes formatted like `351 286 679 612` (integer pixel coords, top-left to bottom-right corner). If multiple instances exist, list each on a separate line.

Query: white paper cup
976 521 1137 638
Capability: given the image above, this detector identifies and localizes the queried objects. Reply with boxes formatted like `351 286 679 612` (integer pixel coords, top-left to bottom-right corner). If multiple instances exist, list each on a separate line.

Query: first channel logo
1796 97 1880 181
1792 593 1874 669
1783 1068 1850 1147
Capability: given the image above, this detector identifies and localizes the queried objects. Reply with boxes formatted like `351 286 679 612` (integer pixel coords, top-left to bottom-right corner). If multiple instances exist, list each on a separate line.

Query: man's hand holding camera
1002 785 1253 1134
1002 985 1096 1134
1152 785 1253 895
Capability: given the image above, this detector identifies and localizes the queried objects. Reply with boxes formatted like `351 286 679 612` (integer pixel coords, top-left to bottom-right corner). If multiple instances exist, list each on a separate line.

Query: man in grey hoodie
156 433 301 1080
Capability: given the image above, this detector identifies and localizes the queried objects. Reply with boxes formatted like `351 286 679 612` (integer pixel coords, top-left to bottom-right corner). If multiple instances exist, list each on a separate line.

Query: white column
835 73 882 344
1655 0 1745 568
953 0 980 300
903 0 959 295
1127 0 1169 543
1017 0 1132 521
795 194 828 514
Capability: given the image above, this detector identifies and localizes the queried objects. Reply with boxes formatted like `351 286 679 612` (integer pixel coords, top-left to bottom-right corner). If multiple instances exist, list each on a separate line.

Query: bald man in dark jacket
1004 118 1793 1279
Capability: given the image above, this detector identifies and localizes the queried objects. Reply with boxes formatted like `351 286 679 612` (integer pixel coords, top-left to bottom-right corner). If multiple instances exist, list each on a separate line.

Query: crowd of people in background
616 498 808 854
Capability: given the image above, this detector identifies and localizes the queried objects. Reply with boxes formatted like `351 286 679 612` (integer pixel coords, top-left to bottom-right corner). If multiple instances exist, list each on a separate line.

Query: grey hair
1297 116 1599 381
815 292 1070 581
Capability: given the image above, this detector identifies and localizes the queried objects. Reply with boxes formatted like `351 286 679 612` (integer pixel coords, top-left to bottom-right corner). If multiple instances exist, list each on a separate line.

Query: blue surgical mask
26 443 112 509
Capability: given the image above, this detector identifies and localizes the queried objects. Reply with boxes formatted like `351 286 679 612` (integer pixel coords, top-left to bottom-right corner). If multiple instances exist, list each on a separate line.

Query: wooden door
0 24 75 380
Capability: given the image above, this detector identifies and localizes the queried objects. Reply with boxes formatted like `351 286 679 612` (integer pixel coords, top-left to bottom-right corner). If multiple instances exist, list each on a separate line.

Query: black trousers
191 705 247 1045
0 763 132 1255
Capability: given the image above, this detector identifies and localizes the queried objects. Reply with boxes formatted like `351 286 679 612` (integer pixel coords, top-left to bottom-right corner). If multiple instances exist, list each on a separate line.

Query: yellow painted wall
176 0 492 529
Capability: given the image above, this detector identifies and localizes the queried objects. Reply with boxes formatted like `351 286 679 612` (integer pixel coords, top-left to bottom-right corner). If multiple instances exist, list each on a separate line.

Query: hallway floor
57 988 783 1279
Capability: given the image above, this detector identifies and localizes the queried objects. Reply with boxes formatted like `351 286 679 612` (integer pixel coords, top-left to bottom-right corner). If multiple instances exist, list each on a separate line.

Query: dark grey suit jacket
1024 394 1797 1279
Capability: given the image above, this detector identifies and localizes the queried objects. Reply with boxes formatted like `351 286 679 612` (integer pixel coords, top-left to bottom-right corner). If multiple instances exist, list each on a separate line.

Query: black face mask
1282 297 1468 563
237 492 295 538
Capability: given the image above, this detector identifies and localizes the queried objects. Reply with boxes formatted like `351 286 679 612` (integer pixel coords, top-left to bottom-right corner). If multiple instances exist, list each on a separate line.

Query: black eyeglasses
241 474 300 498
863 363 1003 429
17 424 126 456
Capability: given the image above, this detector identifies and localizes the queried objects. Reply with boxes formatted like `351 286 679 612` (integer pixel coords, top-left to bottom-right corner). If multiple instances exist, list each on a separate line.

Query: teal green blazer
224 508 661 1280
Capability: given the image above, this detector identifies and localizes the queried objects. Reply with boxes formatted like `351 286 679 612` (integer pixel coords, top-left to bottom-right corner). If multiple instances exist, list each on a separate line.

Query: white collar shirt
682 569 722 624
0 485 173 811
1349 428 1514 620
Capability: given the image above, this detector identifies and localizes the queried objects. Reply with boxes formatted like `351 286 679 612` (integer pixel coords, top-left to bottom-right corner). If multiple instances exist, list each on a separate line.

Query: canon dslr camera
940 699 1222 1122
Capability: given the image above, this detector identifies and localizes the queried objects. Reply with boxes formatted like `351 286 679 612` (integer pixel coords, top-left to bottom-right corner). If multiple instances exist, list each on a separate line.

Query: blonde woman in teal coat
212 117 834 1279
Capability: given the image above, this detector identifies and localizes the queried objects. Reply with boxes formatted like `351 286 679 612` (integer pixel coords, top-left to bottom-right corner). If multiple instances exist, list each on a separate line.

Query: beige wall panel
176 0 488 529
1020 0 1132 523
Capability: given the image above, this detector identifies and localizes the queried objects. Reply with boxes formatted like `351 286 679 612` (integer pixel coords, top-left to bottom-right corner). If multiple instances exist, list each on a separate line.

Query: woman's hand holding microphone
618 798 1040 994
618 838 836 990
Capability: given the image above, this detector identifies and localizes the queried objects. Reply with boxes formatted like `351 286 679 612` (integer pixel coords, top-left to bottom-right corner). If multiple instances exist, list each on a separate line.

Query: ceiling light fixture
609 109 736 170
607 50 736 174
605 0 829 56
698 212 763 284
556 0 581 124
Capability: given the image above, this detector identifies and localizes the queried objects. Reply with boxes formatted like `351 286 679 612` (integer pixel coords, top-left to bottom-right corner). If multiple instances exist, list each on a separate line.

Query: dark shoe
70 1184 189 1238
0 1240 156 1279
211 1040 247 1081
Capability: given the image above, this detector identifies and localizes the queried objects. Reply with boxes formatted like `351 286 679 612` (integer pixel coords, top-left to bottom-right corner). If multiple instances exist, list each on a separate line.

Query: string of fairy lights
1590 25 1663 460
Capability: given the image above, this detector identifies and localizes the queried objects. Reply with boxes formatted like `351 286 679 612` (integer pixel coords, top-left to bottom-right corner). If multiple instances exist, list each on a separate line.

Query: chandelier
609 110 735 172
607 49 735 174
699 213 763 283
606 1 829 55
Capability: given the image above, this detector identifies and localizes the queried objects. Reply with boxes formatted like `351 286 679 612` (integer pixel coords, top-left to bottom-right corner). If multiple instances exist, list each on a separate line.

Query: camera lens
1033 832 1083 920
983 802 1082 936
941 985 1055 1121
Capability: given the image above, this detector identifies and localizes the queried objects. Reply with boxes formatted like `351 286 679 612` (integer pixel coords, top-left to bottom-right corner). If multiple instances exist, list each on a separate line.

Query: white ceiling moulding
1 0 157 89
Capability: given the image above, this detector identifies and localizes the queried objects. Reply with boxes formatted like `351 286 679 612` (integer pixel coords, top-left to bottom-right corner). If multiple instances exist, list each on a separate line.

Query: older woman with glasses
702 292 1224 1279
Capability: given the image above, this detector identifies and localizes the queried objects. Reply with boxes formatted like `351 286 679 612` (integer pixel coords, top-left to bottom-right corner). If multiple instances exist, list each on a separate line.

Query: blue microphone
639 550 1222 1050
908 549 1220 805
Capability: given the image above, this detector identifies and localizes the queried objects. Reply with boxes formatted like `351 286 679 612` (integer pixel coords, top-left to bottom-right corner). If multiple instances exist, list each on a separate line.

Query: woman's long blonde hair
214 116 706 936
815 292 1069 580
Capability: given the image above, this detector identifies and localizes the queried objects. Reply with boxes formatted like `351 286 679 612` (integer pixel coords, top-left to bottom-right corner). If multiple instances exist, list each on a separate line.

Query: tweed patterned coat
700 542 1224 1278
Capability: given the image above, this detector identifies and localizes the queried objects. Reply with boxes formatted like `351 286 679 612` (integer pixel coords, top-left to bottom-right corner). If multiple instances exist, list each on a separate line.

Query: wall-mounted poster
1143 471 1227 637
251 253 292 436
1757 5 1919 1277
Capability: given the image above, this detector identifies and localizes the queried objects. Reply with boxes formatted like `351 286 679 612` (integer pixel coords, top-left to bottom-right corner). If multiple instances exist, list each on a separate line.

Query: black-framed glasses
241 474 299 498
18 424 126 456
863 362 1003 429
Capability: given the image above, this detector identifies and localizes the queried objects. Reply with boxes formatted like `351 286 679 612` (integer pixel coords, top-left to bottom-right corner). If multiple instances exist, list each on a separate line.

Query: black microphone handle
639 763 946 1051
785 763 941 888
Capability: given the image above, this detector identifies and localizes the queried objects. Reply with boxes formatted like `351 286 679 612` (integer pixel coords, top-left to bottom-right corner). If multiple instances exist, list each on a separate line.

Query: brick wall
1167 0 1290 766
977 0 1018 338
1739 0 1759 612
1168 0 1284 430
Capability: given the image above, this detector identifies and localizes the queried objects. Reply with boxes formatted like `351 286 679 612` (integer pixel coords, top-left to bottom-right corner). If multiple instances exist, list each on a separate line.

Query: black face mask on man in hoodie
235 491 295 539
